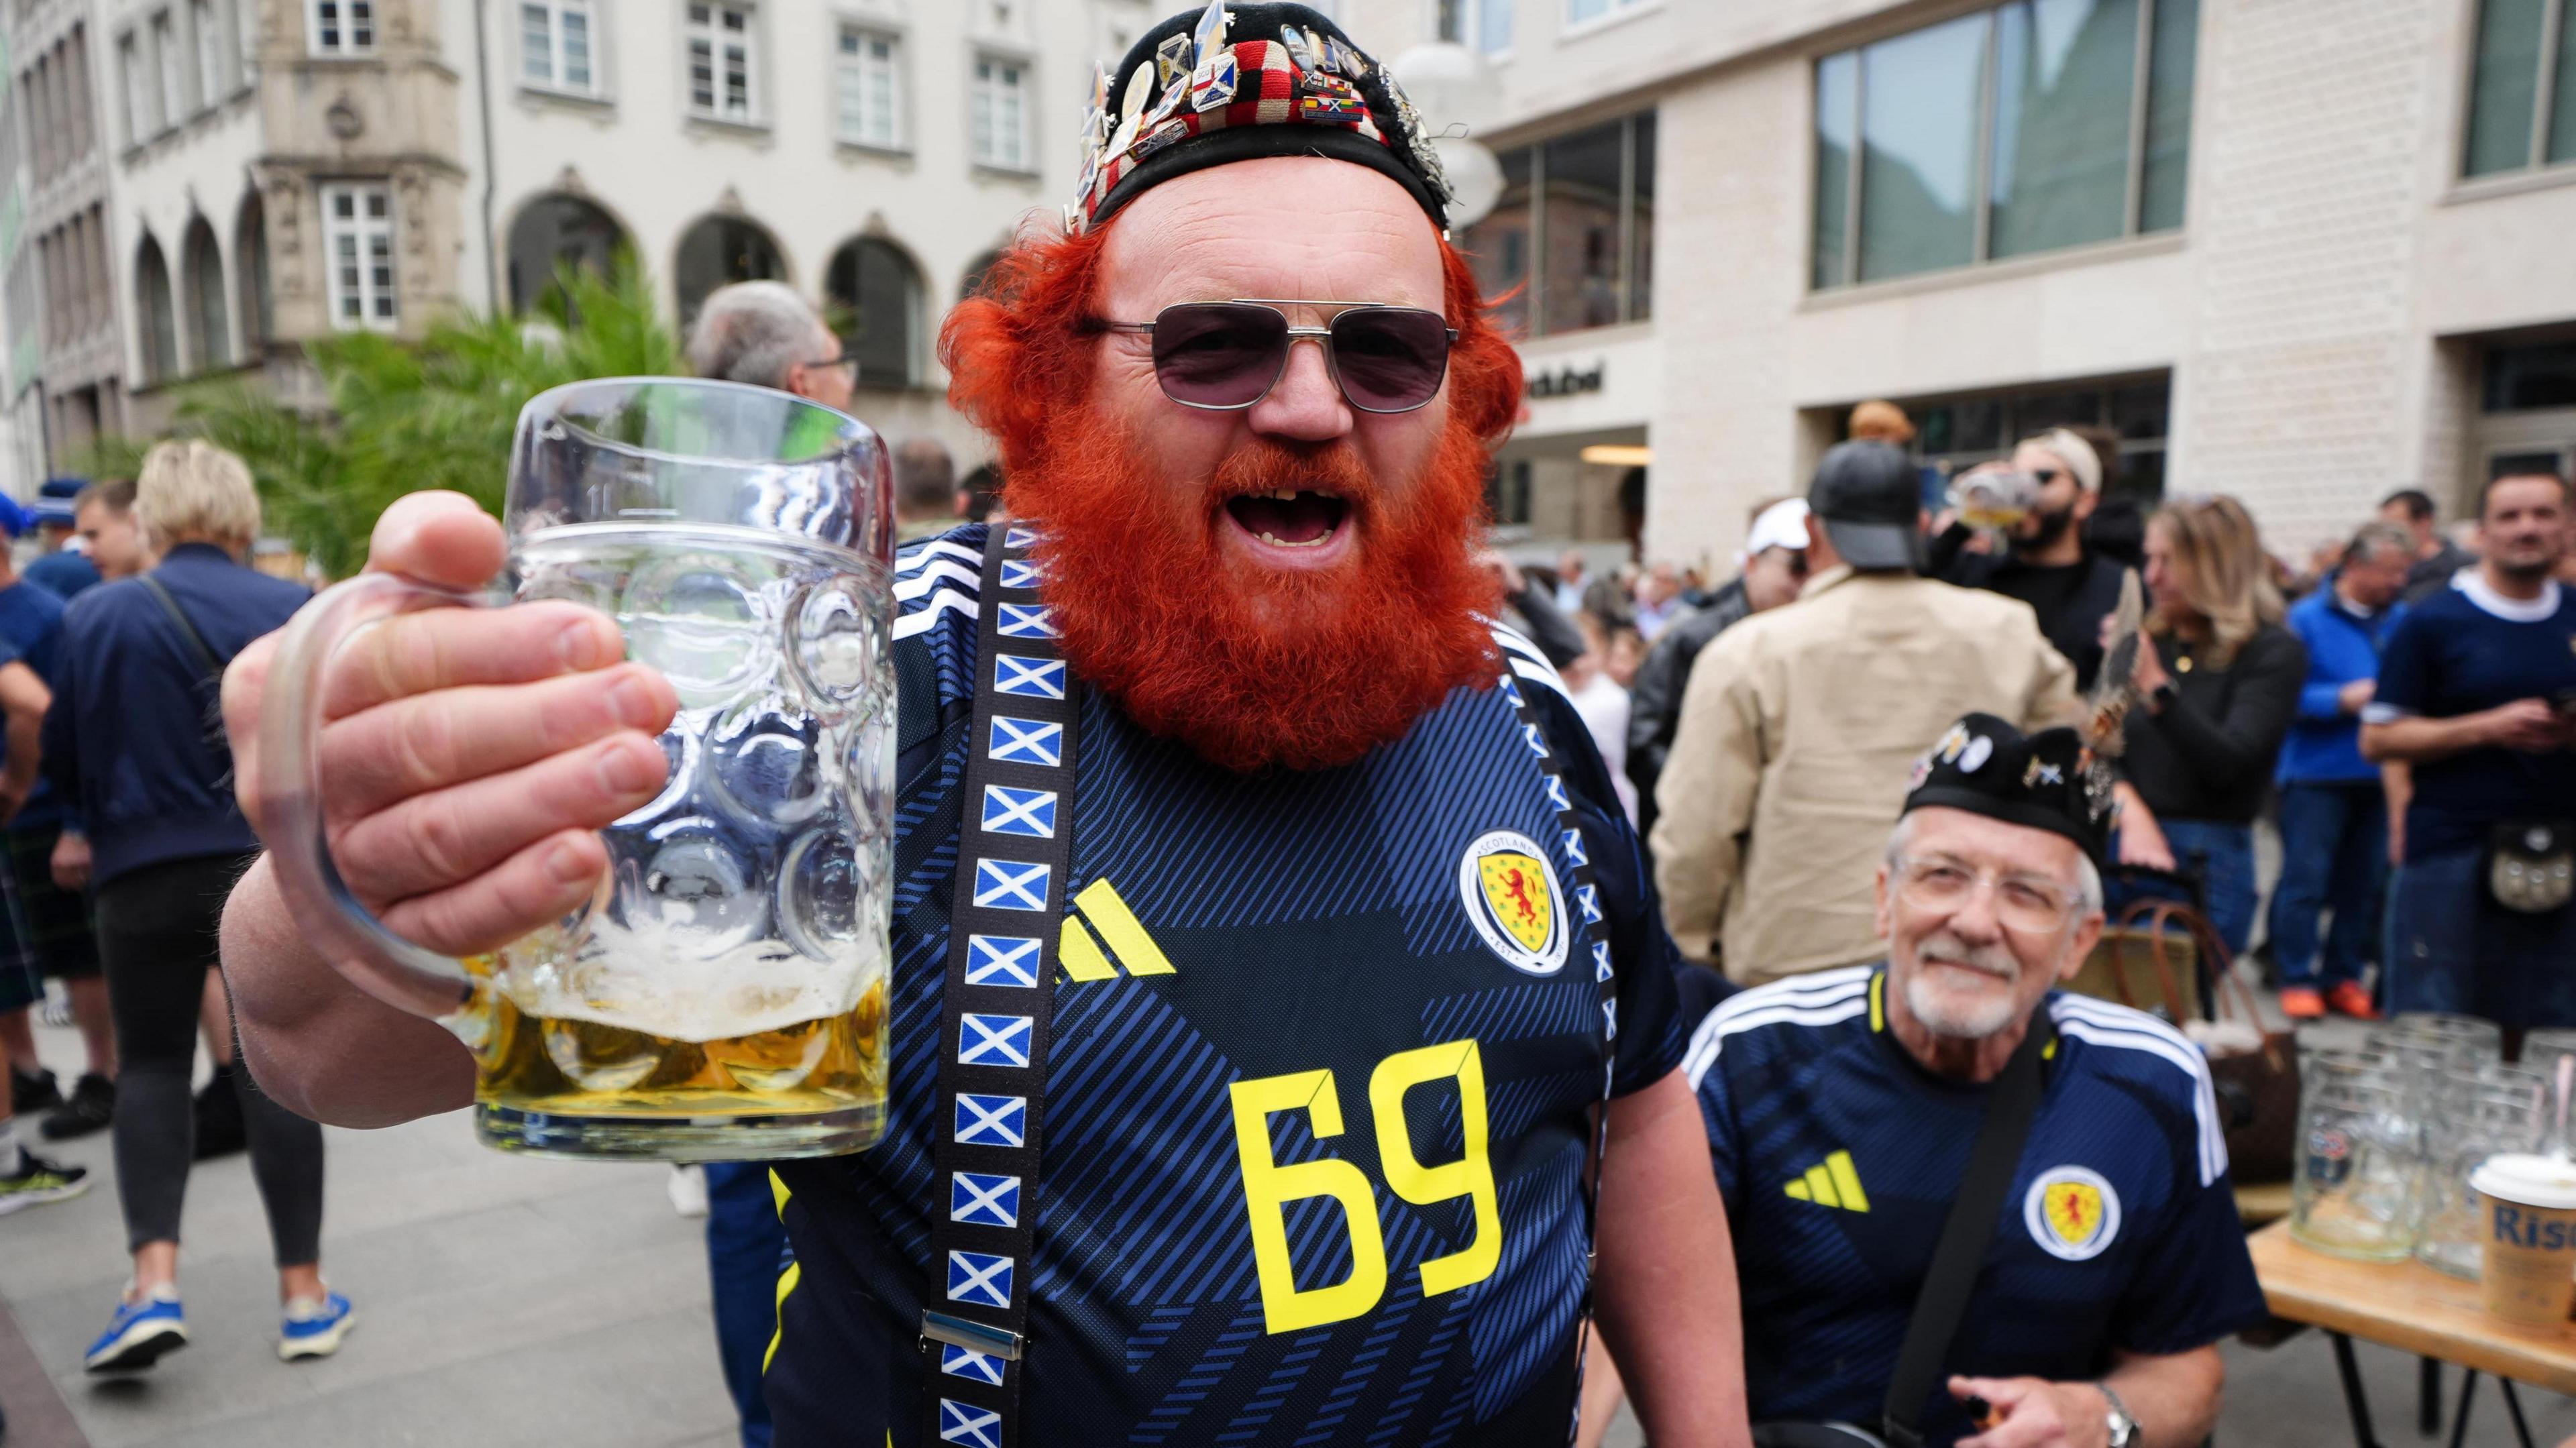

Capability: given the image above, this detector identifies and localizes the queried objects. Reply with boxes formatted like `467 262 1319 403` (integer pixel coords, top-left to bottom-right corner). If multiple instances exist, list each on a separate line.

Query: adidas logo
1783 1150 1871 1213
1060 879 1177 981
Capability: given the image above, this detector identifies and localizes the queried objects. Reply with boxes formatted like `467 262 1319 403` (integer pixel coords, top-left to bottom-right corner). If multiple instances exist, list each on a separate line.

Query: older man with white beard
1682 714 2265 1448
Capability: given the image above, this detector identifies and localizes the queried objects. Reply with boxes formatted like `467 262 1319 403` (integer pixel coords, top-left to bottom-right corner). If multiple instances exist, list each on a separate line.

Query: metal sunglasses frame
1097 298 1460 415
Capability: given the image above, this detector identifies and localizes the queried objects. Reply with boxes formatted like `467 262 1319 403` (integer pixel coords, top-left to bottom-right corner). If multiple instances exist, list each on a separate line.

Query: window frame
152 9 186 126
2461 0 2574 179
684 1 762 126
969 49 1034 174
319 180 399 333
190 0 229 111
1561 0 1659 40
521 0 603 99
1459 109 1658 341
1810 0 2194 294
306 0 377 58
834 22 906 153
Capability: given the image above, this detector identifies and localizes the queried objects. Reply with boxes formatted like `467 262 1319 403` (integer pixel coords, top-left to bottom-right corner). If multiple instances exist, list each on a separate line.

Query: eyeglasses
800 349 861 383
1891 854 2087 935
1091 299 1458 414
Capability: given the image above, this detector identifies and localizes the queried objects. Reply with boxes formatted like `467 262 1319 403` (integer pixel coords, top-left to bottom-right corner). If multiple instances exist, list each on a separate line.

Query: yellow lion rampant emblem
1478 853 1554 954
2024 1166 2121 1261
1458 830 1568 976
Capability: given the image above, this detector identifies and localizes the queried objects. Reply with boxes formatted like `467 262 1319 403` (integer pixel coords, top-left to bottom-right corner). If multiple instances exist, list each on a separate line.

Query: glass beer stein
255 378 896 1162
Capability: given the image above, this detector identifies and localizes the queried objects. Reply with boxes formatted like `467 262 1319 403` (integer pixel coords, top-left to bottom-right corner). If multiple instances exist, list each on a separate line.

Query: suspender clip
922 1311 1025 1362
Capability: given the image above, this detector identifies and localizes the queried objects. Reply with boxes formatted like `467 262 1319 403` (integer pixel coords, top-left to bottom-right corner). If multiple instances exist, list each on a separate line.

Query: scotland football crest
1457 830 1569 977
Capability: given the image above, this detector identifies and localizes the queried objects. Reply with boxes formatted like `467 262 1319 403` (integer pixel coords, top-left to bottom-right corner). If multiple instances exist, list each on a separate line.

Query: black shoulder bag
1751 1005 2052 1448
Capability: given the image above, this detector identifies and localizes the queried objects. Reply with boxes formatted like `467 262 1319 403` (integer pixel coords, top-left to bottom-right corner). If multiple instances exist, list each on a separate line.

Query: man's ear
1874 864 1893 942
2059 912 2105 982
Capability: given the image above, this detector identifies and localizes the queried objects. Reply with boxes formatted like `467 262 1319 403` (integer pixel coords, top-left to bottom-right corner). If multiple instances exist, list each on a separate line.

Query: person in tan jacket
1651 442 2078 985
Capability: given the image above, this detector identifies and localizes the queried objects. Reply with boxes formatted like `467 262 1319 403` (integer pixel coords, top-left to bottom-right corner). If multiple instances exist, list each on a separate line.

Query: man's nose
1947 887 2005 943
1247 335 1352 444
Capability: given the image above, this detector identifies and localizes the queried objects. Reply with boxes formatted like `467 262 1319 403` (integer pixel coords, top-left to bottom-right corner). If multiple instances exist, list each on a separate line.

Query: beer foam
498 935 885 1043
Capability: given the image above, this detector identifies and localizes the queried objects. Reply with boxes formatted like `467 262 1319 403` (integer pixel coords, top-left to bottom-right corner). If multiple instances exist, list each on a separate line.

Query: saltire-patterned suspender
922 524 1081 1448
1493 657 1620 1445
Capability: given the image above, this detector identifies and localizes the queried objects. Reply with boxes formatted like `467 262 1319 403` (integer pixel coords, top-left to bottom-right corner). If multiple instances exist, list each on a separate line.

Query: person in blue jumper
2267 521 2413 1021
2365 471 2576 1030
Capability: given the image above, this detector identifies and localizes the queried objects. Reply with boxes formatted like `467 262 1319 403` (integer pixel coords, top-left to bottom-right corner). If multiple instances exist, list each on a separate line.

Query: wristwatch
2098 1381 2139 1448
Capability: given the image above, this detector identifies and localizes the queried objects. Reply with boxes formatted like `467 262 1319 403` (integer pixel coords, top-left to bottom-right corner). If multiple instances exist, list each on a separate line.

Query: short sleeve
1688 1007 1744 1213
1532 683 1686 1097
2365 608 2436 722
2111 1145 2270 1356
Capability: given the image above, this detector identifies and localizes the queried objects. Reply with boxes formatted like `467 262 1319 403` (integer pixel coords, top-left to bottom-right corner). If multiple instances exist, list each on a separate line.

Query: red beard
1010 421 1502 773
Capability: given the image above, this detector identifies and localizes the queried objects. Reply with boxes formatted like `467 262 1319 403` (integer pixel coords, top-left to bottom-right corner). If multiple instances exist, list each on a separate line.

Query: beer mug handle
252 571 503 1031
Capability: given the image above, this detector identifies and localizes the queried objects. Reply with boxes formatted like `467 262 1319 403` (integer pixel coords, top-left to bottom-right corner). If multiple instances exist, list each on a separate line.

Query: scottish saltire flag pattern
1689 968 2269 1439
765 526 1688 1447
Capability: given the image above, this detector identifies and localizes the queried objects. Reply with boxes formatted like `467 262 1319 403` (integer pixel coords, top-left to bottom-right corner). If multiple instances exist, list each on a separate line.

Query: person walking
2268 522 2412 1019
2112 496 2306 956
2364 471 2576 1031
0 498 119 1144
41 440 350 1372
1653 441 2078 985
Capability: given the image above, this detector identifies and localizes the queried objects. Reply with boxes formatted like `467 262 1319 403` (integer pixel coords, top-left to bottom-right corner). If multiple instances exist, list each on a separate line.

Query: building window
1438 0 1514 53
972 54 1030 171
674 213 785 323
184 217 229 369
1839 374 2172 502
308 0 375 56
522 0 596 94
119 31 156 142
2464 0 2576 176
1565 0 1652 28
1457 110 1656 339
835 27 902 150
320 182 397 330
137 235 180 382
825 237 924 387
153 10 186 123
237 188 272 351
1488 459 1535 525
191 0 227 107
1811 0 2199 291
686 3 757 121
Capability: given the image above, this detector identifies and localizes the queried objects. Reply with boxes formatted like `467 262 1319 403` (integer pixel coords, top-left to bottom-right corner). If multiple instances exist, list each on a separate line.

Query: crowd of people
1507 396 2576 1036
3 5 2573 1446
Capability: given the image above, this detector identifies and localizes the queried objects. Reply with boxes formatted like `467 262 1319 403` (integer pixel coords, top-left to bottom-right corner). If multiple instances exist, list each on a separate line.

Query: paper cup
2470 1154 2576 1324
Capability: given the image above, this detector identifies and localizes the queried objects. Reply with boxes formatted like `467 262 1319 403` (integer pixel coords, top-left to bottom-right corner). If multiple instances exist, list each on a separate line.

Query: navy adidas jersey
1688 966 2266 1444
767 525 1687 1446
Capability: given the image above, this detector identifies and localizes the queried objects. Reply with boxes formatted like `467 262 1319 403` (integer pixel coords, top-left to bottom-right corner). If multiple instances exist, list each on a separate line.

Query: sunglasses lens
1329 309 1452 412
1150 304 1289 407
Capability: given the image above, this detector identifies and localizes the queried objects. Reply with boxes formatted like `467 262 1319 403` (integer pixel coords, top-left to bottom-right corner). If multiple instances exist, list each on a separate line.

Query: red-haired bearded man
212 5 1748 1444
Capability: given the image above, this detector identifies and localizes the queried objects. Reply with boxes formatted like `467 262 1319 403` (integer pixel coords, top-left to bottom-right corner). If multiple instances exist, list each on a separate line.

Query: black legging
100 852 323 1266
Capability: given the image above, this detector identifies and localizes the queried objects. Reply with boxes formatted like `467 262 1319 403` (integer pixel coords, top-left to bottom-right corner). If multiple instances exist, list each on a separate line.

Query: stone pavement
0 1015 740 1448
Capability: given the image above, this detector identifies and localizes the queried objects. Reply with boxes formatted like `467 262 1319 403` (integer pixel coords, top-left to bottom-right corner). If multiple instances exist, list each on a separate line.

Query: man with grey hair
1672 713 2263 1448
685 280 857 416
2267 519 2414 1020
892 437 962 543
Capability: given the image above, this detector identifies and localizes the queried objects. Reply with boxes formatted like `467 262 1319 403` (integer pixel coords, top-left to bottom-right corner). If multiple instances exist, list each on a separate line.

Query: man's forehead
1099 158 1445 311
1905 806 2082 875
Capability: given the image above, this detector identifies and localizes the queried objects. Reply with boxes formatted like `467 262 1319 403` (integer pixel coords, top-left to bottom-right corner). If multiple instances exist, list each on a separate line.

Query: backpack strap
140 574 227 683
1879 1003 2052 1448
920 524 1083 1448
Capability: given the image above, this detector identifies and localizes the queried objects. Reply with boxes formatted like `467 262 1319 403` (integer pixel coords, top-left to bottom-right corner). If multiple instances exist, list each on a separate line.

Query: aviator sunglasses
1091 299 1460 414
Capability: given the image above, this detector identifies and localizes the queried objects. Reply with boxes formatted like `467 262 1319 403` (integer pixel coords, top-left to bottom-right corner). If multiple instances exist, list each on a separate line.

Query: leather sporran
2487 821 2575 915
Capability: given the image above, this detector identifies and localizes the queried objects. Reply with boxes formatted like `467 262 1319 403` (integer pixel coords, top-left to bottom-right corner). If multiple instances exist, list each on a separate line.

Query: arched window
506 192 627 314
674 215 786 326
959 247 1006 302
136 233 178 383
235 188 271 354
183 215 229 369
823 236 922 388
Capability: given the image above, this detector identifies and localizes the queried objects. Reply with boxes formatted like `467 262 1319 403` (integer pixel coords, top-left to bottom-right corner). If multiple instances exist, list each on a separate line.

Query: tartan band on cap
1071 2 1454 236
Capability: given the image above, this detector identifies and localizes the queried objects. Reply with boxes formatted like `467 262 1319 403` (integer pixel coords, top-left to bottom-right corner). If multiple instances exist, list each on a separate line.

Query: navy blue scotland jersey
1687 966 2267 1445
765 525 1688 1446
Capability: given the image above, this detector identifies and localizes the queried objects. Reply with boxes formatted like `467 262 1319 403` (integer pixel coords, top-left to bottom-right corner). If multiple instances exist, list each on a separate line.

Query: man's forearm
221 854 478 1126
1593 1069 1751 1448
1 708 38 796
2362 714 2484 764
2103 1345 2224 1448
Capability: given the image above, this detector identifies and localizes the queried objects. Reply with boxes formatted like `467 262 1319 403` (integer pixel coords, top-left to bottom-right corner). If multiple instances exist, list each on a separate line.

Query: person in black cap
1666 713 2267 1448
213 3 1748 1445
1652 441 2080 988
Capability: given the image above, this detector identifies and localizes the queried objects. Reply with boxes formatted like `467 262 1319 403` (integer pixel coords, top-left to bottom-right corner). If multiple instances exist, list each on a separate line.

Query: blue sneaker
279 1290 355 1361
85 1286 187 1374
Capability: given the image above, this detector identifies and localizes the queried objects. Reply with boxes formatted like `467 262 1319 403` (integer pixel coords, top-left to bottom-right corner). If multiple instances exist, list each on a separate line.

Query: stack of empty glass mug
2291 1010 2574 1277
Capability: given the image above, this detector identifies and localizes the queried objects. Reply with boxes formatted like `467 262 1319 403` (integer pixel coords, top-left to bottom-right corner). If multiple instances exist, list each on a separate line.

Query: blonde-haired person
2111 494 2308 956
40 439 354 1373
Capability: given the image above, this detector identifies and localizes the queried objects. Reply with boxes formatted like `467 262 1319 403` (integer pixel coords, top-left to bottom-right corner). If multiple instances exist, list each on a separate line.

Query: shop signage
1525 361 1605 400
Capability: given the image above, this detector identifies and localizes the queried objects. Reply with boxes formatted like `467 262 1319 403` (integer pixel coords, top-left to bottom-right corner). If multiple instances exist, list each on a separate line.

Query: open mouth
1223 489 1351 550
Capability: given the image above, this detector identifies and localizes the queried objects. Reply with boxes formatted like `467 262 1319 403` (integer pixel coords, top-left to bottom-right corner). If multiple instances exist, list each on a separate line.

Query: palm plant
72 258 682 579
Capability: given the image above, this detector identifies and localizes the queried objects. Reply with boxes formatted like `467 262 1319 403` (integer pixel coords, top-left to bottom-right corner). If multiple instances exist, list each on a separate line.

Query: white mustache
1917 931 2019 982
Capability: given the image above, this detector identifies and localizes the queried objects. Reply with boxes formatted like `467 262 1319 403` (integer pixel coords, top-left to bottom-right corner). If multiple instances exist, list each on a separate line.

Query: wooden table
2251 1220 2576 1446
